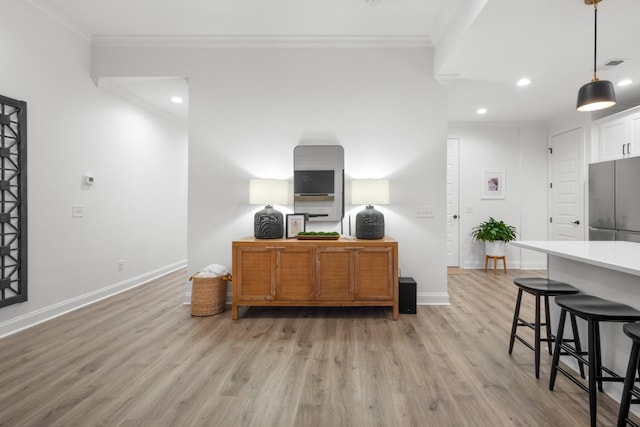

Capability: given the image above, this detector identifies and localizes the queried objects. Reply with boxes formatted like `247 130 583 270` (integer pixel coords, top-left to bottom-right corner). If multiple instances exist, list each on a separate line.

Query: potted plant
471 217 518 256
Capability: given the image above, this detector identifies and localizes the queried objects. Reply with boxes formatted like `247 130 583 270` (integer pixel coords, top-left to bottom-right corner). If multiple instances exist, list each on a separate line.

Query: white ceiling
28 0 640 123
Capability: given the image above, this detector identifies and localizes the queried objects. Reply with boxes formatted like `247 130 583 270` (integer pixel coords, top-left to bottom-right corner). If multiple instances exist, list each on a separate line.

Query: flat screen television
294 170 335 195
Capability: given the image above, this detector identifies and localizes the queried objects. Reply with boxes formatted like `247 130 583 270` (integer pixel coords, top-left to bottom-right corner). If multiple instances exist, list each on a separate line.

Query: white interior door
446 138 460 266
549 128 584 241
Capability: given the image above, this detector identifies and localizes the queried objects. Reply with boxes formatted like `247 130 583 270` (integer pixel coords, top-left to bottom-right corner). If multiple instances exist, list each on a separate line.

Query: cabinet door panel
277 247 315 300
236 247 275 300
355 247 393 300
316 248 353 300
600 118 628 161
631 113 640 156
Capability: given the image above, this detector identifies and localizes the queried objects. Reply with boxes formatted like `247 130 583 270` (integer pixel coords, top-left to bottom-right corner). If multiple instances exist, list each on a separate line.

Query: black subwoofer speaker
399 277 417 314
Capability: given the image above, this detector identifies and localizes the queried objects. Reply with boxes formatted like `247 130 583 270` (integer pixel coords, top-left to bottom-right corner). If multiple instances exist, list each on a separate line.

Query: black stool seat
624 322 640 341
617 323 640 427
550 295 640 427
509 277 581 378
513 277 580 295
556 295 640 321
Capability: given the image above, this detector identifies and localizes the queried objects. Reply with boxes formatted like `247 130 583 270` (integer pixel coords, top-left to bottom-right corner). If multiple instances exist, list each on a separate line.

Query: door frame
446 137 460 267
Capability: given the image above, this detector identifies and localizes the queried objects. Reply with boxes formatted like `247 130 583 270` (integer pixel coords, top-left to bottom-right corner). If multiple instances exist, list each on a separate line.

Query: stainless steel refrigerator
589 156 640 241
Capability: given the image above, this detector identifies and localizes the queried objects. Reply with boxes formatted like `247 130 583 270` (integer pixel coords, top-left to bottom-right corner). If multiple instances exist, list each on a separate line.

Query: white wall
449 122 549 269
0 1 188 336
92 45 450 305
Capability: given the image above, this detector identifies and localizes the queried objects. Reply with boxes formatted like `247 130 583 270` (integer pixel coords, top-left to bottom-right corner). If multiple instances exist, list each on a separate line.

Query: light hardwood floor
0 268 636 426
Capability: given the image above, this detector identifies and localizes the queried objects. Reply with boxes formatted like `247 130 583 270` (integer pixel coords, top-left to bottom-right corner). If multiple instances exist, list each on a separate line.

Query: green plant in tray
297 231 340 236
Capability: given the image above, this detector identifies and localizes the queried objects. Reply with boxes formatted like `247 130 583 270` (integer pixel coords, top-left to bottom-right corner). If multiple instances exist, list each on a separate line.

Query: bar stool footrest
514 335 536 352
517 318 550 331
559 342 589 364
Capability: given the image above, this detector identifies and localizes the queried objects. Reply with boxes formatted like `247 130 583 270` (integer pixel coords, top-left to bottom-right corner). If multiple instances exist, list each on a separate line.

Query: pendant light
576 0 616 112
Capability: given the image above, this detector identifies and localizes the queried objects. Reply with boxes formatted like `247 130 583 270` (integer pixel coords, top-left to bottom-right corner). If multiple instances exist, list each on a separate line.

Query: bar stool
549 295 640 427
509 277 583 378
617 323 640 427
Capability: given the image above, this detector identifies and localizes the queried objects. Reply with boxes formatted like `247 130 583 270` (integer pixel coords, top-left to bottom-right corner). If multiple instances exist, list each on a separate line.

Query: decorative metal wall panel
0 94 27 309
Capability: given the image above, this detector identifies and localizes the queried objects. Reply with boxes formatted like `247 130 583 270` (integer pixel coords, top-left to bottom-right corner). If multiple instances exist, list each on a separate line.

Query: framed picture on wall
286 214 306 238
481 170 505 199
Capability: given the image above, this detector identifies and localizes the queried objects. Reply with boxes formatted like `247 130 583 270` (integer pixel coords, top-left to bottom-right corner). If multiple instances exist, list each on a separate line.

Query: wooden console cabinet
231 237 399 320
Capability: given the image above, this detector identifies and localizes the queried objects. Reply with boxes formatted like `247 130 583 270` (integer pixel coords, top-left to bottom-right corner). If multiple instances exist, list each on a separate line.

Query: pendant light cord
593 1 598 81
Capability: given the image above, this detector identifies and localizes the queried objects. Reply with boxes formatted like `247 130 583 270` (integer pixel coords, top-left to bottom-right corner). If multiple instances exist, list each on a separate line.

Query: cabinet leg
231 303 238 320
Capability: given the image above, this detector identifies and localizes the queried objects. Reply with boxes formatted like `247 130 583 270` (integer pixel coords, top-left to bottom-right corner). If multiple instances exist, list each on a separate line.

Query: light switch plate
416 206 434 218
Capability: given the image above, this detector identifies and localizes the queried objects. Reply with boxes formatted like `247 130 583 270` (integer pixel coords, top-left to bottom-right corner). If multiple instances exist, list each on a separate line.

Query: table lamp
249 179 289 239
351 179 389 240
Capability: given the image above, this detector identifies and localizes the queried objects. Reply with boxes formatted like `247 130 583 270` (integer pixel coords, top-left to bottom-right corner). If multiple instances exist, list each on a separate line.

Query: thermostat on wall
82 174 94 185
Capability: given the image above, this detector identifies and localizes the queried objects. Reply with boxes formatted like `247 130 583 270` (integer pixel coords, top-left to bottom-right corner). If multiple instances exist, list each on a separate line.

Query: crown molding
92 35 432 49
21 1 432 49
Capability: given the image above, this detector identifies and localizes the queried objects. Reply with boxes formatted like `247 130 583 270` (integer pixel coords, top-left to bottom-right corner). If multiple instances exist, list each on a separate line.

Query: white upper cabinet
632 114 640 157
597 107 640 161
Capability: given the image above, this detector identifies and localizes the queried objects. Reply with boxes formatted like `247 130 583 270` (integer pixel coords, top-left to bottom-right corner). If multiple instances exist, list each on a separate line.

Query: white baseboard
417 292 450 305
0 260 187 339
463 262 485 269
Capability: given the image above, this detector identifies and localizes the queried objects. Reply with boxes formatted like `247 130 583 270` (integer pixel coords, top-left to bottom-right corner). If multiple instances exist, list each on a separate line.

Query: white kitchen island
511 240 640 405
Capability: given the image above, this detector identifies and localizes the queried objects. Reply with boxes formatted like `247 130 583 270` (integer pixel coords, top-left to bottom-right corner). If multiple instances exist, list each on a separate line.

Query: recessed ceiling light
617 79 633 87
517 78 531 87
477 108 487 115
171 96 183 104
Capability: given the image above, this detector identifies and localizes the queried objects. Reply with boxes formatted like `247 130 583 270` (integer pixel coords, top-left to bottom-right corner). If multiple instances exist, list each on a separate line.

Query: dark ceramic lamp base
254 205 284 239
355 205 385 240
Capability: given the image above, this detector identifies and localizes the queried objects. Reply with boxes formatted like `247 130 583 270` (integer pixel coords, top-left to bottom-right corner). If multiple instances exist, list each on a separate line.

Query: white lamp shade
249 179 289 205
351 179 390 205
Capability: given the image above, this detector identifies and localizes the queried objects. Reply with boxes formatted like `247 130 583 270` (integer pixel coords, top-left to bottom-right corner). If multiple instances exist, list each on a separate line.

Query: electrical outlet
118 260 125 272
72 205 84 218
